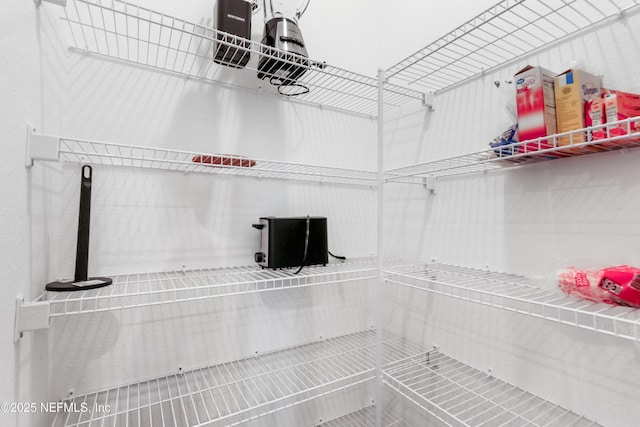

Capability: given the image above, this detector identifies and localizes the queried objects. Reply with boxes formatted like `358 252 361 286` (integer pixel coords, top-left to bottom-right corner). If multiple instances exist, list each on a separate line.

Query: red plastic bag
558 266 640 307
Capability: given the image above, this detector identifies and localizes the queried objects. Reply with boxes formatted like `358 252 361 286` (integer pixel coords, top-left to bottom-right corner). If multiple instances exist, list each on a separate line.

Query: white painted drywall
1 2 49 426
2 1 380 426
381 2 640 426
5 0 640 426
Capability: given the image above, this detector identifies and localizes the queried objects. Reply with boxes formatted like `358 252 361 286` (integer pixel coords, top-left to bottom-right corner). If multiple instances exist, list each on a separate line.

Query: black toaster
252 216 328 269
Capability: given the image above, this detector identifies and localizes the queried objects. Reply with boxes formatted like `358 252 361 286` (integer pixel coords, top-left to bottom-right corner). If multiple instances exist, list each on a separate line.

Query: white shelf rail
385 117 640 182
319 405 412 426
41 258 378 317
385 0 640 93
53 0 424 117
15 259 378 340
51 330 426 427
384 263 640 342
383 350 604 427
25 126 379 187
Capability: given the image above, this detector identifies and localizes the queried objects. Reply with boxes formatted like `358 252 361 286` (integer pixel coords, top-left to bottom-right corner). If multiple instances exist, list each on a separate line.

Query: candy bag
558 266 640 307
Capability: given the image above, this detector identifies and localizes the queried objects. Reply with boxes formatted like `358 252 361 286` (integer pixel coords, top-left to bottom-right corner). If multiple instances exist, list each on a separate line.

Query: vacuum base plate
45 277 113 292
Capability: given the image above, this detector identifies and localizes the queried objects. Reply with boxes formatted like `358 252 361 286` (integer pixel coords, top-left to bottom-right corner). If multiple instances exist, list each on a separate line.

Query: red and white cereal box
515 65 557 153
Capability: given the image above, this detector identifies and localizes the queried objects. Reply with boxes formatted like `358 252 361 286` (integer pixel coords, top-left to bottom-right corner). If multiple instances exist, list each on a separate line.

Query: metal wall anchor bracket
26 124 60 167
423 176 436 194
34 0 67 7
423 92 435 112
14 296 50 342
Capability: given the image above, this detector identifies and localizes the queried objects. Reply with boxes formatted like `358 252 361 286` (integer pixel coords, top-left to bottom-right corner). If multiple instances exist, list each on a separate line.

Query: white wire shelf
57 0 424 117
385 0 640 93
383 350 604 427
51 330 426 427
34 258 377 318
27 128 379 187
384 263 640 342
319 405 412 427
385 117 640 182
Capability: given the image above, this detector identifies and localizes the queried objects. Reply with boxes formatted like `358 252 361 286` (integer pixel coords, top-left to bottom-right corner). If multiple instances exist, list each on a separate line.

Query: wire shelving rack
319 405 412 426
383 349 604 427
51 330 425 427
385 118 640 182
56 0 424 117
46 327 609 427
27 128 379 187
384 263 640 342
385 0 640 93
26 1 639 426
35 258 377 318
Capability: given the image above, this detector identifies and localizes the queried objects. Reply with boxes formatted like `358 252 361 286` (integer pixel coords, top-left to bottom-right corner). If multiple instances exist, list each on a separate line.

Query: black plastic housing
214 0 252 68
254 217 328 269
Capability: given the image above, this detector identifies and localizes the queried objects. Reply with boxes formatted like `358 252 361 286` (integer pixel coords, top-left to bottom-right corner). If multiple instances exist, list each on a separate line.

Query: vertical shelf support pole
375 68 385 427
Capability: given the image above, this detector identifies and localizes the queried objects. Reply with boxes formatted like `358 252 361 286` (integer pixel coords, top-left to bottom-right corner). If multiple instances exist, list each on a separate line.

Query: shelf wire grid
384 263 640 342
383 350 604 427
319 405 412 427
385 117 640 182
60 0 423 117
37 258 378 317
385 0 640 93
55 136 379 186
51 330 426 427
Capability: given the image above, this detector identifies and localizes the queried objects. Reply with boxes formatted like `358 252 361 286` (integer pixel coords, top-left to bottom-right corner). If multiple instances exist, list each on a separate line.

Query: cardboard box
586 89 640 144
554 69 602 148
604 90 640 141
489 123 521 162
514 65 557 152
586 93 606 140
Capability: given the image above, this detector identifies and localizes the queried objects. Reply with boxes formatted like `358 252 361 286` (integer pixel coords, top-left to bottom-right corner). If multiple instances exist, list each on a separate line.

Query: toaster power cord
294 216 346 274
294 215 311 275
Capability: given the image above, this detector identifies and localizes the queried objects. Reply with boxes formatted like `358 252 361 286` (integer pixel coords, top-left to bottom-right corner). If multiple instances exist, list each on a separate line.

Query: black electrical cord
277 83 310 96
267 76 309 96
293 217 346 274
294 215 311 275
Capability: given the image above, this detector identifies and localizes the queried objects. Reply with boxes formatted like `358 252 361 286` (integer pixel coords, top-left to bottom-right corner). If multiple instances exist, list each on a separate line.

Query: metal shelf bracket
34 0 67 7
26 124 60 167
423 92 435 112
14 296 50 342
423 176 436 194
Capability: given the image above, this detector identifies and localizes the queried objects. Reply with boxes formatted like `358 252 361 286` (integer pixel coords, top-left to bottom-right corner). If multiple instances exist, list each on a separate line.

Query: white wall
378 0 502 70
382 2 640 276
382 2 640 426
6 0 640 426
2 1 381 426
1 2 46 426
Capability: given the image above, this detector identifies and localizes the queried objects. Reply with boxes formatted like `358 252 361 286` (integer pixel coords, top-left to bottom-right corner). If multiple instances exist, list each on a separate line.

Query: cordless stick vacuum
45 165 112 291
